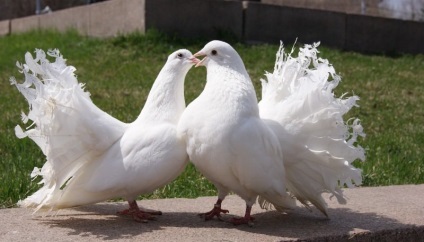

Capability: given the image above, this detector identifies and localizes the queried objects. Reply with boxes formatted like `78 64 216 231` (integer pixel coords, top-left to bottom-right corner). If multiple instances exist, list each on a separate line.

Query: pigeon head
194 41 245 71
167 49 200 72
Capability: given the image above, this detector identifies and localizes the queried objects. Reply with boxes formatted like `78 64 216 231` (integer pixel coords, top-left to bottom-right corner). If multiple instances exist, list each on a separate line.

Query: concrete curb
1 185 423 241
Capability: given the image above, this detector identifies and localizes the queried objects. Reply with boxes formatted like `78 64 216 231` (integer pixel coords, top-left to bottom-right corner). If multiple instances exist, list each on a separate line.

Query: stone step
1 185 423 241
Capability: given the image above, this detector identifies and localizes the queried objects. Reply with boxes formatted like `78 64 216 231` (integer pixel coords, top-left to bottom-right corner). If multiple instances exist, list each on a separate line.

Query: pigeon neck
204 64 259 117
136 66 186 124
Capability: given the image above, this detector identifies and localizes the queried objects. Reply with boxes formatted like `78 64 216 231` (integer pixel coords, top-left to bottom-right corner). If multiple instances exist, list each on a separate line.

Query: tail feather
259 42 365 216
12 49 127 211
258 194 297 213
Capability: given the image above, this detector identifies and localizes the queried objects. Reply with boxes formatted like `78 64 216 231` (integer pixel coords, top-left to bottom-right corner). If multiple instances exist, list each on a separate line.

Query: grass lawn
0 30 423 208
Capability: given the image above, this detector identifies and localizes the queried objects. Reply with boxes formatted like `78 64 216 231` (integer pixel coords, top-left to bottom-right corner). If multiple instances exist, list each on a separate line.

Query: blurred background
1 0 423 22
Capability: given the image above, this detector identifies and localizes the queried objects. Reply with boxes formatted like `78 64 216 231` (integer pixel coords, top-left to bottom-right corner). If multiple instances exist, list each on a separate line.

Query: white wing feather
12 49 127 210
259 42 365 216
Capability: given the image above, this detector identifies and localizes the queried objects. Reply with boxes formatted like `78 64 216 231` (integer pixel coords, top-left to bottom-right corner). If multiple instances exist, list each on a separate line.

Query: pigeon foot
139 207 163 215
230 216 255 226
118 200 160 222
199 203 229 221
117 208 158 223
229 204 254 226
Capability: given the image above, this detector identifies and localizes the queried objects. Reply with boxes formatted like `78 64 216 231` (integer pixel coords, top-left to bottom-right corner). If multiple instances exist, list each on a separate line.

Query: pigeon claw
145 210 162 215
117 201 162 223
132 211 157 223
139 207 163 216
198 204 229 221
230 216 255 226
117 209 157 223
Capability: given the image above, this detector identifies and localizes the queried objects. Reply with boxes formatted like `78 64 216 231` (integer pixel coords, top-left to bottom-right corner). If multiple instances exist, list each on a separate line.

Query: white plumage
259 42 365 216
12 48 198 221
178 41 365 225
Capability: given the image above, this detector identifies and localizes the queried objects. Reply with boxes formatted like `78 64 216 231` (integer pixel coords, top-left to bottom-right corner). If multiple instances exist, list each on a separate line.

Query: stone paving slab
1 185 423 241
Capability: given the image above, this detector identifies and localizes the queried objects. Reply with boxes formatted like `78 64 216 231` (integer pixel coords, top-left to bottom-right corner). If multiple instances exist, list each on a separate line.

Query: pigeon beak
194 52 206 68
193 51 204 57
189 56 201 65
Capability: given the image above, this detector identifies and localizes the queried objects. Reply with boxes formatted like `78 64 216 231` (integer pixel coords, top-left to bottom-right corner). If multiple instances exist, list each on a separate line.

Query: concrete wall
9 0 145 37
37 4 90 36
262 0 382 16
245 2 346 48
2 0 424 54
89 0 145 37
10 15 40 34
245 1 424 54
0 20 10 36
145 0 243 40
0 0 98 21
346 14 424 54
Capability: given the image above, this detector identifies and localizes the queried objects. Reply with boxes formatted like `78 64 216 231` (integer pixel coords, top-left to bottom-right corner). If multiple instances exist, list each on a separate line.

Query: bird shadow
36 202 416 240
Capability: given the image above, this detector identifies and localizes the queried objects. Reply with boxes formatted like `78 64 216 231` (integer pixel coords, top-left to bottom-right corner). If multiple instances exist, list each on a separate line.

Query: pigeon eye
211 50 217 56
177 53 183 58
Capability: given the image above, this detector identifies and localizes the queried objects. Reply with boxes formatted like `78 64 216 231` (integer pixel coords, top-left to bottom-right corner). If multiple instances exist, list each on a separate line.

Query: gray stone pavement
1 185 423 241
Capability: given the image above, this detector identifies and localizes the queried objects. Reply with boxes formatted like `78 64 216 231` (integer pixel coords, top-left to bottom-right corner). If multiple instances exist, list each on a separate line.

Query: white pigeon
177 40 365 225
12 48 199 221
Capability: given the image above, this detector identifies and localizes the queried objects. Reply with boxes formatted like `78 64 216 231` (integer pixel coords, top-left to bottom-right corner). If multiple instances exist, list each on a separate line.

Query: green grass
1 30 423 208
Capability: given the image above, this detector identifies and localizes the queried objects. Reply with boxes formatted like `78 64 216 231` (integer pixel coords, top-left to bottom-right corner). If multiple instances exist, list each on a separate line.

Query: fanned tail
11 49 127 211
259 42 365 216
